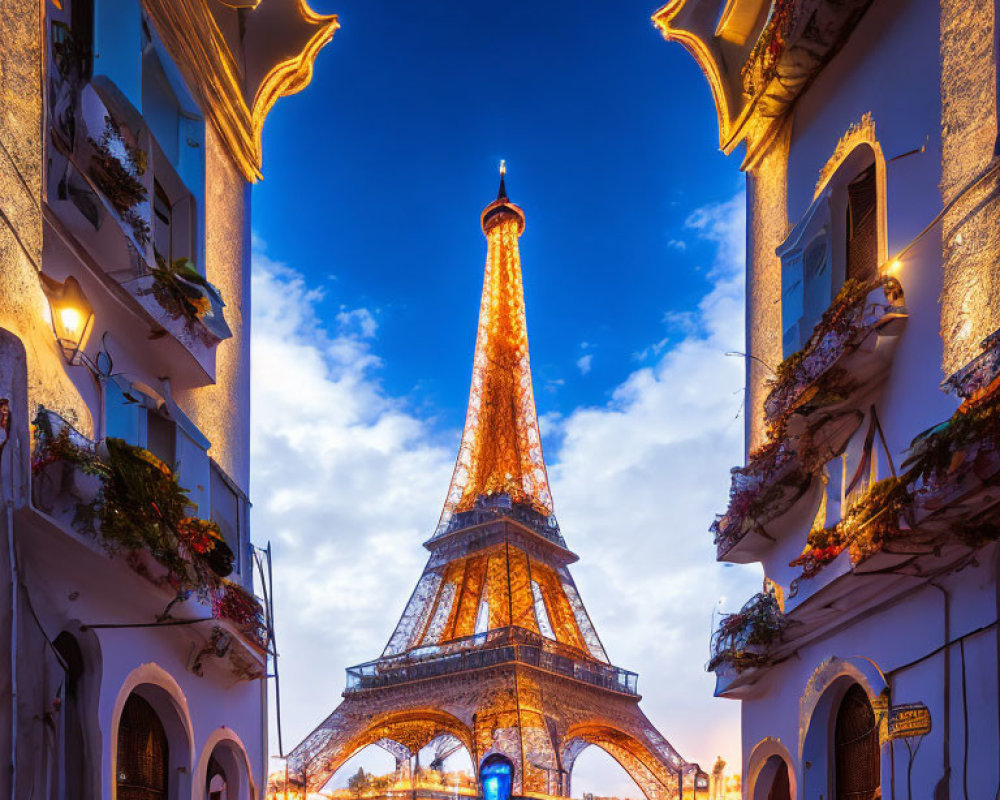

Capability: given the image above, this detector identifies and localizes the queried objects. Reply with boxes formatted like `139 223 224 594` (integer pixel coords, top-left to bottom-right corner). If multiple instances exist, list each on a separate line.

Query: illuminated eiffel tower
288 168 691 799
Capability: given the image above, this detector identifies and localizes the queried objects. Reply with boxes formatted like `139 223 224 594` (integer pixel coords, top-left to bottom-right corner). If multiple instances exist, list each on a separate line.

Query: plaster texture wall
745 124 789 454
0 0 92 437
939 0 999 377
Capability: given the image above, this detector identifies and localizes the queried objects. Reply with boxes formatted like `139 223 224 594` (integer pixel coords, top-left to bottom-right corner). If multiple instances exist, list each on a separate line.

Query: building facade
656 0 1000 798
0 1 335 797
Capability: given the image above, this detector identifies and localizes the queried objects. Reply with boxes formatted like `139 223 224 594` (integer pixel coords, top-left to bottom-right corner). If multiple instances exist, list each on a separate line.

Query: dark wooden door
116 694 169 800
835 683 880 800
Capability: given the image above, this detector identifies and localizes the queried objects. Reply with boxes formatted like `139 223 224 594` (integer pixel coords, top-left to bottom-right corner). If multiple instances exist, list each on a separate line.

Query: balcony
45 25 229 386
713 278 906 562
782 334 1000 607
708 591 785 697
30 410 268 675
712 437 811 561
345 626 639 697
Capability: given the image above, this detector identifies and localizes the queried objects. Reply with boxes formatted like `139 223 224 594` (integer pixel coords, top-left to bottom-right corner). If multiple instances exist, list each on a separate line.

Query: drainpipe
930 581 951 799
7 481 18 798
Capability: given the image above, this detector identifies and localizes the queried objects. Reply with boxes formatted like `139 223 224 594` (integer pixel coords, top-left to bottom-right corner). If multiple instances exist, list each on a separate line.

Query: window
778 150 880 357
834 684 880 800
211 463 242 574
846 165 878 283
146 411 176 468
153 179 172 262
70 0 95 80
778 199 832 357
117 694 169 800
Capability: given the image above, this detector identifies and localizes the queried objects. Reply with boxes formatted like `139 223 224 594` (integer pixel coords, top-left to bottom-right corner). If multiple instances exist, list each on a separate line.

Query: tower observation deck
287 170 692 799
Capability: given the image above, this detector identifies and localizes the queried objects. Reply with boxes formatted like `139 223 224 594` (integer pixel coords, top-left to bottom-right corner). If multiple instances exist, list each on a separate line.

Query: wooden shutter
846 166 878 283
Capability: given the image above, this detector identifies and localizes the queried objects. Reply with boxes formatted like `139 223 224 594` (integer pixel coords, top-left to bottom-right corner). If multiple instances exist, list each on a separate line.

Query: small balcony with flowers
708 587 786 697
27 408 270 682
714 275 908 563
44 5 229 388
710 330 1000 696
783 330 1000 608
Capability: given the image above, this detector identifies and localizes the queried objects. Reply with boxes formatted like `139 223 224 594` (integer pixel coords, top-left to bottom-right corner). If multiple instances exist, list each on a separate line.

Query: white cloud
548 192 761 791
667 238 687 252
577 354 593 375
251 190 760 797
336 307 378 339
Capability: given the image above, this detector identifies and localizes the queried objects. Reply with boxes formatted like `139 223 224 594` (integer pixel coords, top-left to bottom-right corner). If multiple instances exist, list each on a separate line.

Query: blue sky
253 0 741 434
249 2 762 795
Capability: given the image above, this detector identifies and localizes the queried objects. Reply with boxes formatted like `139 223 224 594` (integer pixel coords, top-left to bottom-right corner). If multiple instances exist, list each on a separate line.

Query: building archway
195 730 256 800
111 664 195 800
116 693 170 800
747 738 796 800
800 661 884 800
752 756 791 800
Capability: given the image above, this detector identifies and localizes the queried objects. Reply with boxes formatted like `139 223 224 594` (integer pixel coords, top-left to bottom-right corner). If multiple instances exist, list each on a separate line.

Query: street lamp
39 273 94 366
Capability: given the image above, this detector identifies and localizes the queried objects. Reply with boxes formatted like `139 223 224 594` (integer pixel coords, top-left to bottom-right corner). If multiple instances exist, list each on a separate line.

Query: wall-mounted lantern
39 273 95 365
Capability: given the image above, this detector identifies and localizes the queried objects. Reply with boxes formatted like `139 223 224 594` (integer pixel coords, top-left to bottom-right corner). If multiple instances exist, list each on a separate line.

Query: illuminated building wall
657 0 1000 797
0 2 334 797
939 0 1000 376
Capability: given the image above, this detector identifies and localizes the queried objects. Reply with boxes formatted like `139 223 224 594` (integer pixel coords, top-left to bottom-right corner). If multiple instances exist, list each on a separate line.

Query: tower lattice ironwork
287 170 692 798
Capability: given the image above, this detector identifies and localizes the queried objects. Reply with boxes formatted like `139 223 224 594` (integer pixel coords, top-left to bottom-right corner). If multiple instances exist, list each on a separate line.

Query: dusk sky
249 1 761 794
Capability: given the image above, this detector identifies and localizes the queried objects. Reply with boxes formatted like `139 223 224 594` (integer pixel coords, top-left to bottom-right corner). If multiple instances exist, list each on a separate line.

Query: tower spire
436 169 554 535
497 159 507 200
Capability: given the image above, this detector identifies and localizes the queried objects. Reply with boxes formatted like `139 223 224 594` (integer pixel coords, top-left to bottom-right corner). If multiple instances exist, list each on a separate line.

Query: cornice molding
142 0 337 182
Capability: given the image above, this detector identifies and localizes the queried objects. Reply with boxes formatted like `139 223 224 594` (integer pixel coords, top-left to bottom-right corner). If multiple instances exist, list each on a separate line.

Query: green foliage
150 254 222 325
903 394 1000 484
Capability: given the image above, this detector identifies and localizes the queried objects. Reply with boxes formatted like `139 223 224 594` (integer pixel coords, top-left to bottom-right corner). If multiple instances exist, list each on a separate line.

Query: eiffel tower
288 168 691 799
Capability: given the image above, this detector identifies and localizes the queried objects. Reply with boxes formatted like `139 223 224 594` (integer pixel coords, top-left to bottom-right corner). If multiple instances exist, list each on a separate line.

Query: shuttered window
846 166 878 283
835 683 880 800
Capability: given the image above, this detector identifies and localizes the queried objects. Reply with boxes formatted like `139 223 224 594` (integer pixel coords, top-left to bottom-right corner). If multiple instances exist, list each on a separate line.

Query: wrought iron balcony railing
346 626 638 696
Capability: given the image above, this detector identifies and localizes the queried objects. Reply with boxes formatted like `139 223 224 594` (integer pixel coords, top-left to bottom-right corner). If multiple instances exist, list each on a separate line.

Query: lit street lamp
39 273 94 365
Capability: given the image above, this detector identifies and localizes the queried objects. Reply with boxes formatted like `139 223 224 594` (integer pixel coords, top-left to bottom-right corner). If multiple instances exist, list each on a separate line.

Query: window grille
846 166 878 283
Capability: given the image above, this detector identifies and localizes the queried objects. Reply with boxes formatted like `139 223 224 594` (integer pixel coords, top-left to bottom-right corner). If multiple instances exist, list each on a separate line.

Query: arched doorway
834 684 880 800
116 694 169 800
480 754 514 800
53 631 87 799
206 755 228 799
752 755 790 800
